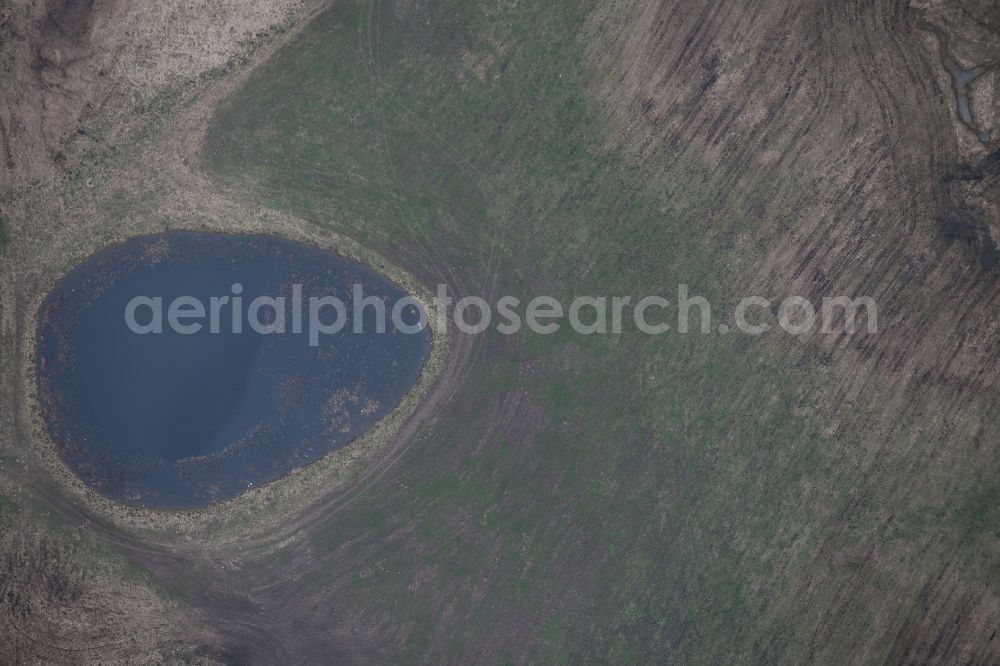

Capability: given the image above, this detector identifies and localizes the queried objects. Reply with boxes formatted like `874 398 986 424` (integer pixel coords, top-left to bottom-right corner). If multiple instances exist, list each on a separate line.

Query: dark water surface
37 232 431 508
919 20 995 145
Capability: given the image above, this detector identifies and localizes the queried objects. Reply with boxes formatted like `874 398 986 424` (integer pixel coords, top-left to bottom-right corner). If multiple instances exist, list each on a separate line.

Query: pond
36 232 431 509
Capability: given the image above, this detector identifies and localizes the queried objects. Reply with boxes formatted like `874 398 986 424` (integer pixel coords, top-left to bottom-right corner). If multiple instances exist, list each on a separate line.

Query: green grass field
201 1 1000 661
2 0 997 661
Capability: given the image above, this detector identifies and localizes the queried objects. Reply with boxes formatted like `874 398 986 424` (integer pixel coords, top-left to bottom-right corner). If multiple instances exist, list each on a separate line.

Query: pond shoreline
36 230 435 510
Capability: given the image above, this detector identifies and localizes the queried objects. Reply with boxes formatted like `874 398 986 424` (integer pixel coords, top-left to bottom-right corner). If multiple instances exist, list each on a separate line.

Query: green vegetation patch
202 0 1000 662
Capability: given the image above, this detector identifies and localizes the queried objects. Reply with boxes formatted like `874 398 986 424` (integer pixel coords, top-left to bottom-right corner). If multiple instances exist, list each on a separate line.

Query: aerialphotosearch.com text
124 283 878 345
